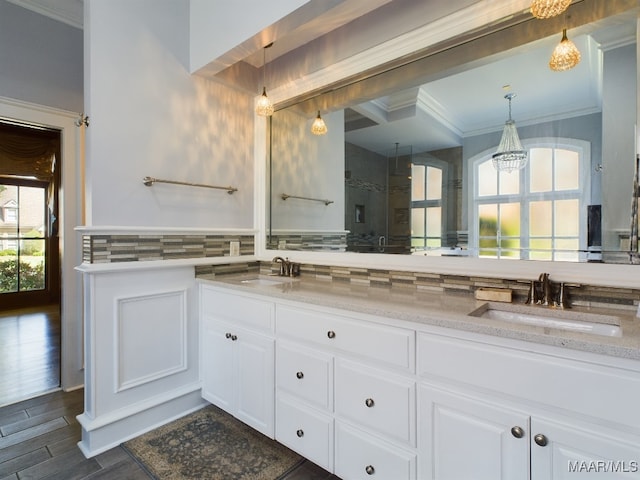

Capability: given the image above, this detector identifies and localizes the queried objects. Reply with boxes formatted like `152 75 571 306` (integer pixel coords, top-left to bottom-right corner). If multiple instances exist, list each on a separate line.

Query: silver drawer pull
511 426 525 438
296 429 304 438
296 371 304 379
365 398 375 408
365 465 375 475
327 330 336 339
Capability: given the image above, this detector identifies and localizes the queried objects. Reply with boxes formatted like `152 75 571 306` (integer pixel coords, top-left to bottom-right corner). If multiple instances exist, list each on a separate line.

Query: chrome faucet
272 256 289 276
525 273 571 309
272 256 300 277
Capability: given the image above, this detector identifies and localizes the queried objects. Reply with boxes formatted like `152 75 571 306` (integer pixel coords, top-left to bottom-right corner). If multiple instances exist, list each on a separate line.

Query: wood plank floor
0 305 61 408
0 307 339 479
0 389 339 479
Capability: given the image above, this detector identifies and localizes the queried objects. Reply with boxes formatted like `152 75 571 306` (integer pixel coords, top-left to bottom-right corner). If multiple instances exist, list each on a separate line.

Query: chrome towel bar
143 176 237 194
281 193 333 205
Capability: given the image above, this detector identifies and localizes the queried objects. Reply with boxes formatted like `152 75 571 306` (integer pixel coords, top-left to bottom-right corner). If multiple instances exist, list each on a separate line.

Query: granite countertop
197 273 640 361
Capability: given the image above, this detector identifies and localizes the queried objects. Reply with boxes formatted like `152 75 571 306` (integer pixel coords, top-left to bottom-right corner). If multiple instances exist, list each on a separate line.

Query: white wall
84 0 254 228
271 108 344 231
0 0 83 112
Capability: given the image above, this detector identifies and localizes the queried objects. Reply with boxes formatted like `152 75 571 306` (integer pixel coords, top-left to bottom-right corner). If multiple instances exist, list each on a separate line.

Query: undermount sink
239 275 298 287
468 303 622 337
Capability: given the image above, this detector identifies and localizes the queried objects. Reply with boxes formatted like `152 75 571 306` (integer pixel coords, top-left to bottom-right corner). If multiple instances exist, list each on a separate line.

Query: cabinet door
531 418 640 480
201 317 235 414
235 328 275 437
418 384 529 480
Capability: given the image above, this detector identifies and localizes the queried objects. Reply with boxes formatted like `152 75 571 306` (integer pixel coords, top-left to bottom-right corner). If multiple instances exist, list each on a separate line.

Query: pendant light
549 29 581 71
530 0 571 19
492 93 528 173
255 43 274 116
311 111 328 135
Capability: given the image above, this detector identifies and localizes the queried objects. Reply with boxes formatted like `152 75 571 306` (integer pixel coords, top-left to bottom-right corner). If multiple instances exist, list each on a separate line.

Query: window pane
530 148 553 193
426 238 441 248
499 170 519 195
19 187 45 238
19 239 45 291
500 203 520 237
555 199 579 236
530 238 552 261
426 207 441 237
478 204 498 237
1 185 18 236
426 167 442 200
530 201 552 236
554 149 579 191
411 164 425 201
0 252 18 293
478 160 497 196
411 208 425 236
555 239 580 262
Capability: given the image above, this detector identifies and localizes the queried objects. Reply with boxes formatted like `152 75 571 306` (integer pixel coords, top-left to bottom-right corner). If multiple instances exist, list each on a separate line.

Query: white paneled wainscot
199 279 640 480
76 264 205 457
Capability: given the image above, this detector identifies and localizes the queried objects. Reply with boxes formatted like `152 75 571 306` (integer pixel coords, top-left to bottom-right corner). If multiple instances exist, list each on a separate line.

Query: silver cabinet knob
327 330 336 339
296 371 304 379
511 426 525 438
365 465 375 475
230 334 237 341
365 398 375 408
296 429 304 438
534 433 548 447
225 332 232 339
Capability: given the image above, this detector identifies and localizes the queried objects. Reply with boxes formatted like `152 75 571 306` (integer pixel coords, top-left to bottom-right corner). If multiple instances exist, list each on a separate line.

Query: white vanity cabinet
199 285 275 437
275 303 417 479
417 332 640 480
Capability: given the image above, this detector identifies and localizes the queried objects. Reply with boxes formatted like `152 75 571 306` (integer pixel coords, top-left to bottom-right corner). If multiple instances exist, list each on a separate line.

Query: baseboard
77 387 207 458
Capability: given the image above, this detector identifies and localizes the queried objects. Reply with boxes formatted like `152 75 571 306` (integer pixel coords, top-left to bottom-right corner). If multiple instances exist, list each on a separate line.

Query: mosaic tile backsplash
82 234 255 263
196 261 640 311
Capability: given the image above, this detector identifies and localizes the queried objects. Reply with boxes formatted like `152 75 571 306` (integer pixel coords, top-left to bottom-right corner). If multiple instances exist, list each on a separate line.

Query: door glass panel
426 207 442 237
0 183 46 294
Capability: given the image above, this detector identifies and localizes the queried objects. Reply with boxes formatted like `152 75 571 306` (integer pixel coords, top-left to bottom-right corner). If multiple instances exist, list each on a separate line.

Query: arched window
411 157 447 251
471 139 590 261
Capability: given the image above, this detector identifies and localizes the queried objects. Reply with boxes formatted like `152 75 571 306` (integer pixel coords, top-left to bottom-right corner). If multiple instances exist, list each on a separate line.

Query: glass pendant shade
492 94 528 173
311 111 328 135
549 29 581 72
530 0 571 19
255 87 274 116
256 43 274 117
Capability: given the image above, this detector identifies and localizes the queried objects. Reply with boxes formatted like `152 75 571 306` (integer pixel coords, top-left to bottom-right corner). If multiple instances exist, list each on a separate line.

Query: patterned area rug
123 405 304 480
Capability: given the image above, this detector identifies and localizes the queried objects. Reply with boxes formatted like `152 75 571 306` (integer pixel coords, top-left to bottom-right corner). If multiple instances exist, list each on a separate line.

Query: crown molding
6 0 83 29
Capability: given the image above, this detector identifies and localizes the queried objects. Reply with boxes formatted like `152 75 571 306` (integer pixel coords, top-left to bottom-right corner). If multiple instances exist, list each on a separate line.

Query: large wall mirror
268 1 639 265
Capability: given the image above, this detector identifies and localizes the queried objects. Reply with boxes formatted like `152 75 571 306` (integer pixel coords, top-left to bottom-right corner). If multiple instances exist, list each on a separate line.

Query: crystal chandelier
311 111 328 135
492 93 528 173
549 29 581 72
530 0 571 19
255 43 274 116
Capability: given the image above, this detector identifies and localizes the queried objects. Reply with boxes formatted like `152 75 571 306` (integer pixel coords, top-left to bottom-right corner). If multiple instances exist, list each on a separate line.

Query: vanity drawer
200 285 274 333
335 422 416 480
335 359 416 446
276 340 333 411
276 395 334 471
417 331 640 429
276 304 414 371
